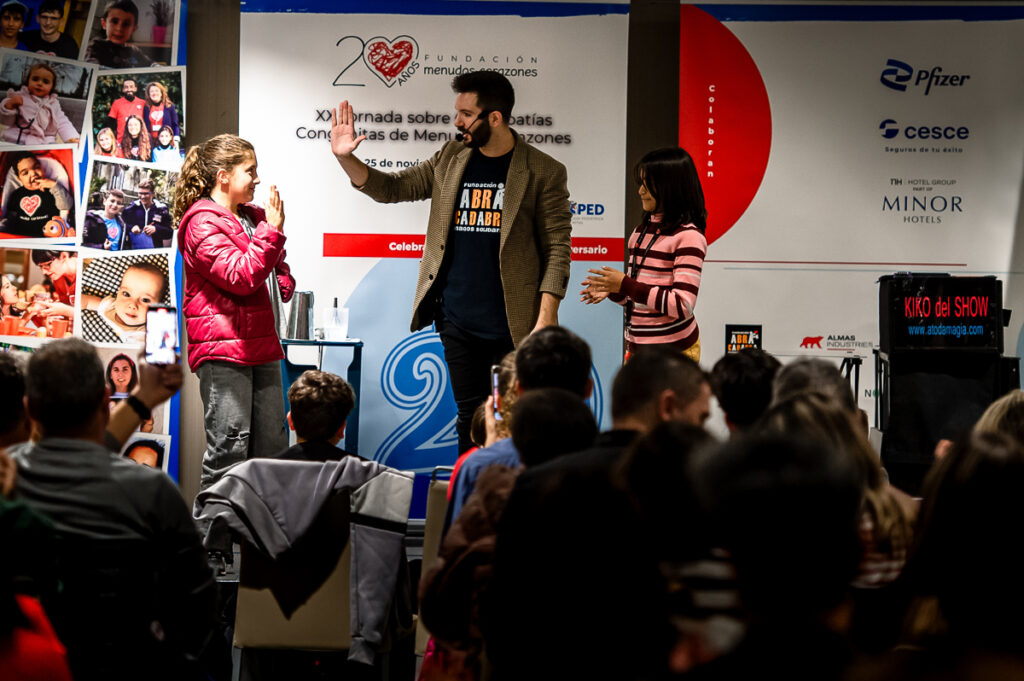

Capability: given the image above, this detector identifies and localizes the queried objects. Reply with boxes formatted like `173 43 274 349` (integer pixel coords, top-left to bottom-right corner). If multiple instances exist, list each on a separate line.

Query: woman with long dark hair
105 353 138 397
581 147 707 362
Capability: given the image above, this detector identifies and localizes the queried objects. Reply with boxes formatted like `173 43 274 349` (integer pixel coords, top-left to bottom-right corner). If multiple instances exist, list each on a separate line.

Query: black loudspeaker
877 274 1018 495
880 352 1020 495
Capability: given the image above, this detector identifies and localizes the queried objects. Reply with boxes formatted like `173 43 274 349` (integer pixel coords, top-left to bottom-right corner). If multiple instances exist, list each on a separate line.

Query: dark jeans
197 360 287 491
436 315 514 456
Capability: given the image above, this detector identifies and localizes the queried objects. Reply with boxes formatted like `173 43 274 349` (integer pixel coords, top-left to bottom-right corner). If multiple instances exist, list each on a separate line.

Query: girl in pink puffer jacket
176 134 296 490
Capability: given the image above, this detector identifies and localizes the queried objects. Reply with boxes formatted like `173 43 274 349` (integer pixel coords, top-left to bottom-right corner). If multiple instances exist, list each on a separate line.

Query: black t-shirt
19 30 80 59
438 147 514 339
3 186 60 237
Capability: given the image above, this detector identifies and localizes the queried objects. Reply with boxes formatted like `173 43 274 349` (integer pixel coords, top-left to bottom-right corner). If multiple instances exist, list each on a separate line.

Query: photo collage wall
0 0 184 475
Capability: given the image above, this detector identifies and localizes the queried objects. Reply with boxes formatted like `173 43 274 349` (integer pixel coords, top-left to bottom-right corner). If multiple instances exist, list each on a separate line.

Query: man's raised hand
331 100 368 159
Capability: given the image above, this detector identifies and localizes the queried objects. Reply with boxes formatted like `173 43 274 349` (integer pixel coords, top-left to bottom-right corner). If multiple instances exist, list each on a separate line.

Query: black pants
436 314 515 455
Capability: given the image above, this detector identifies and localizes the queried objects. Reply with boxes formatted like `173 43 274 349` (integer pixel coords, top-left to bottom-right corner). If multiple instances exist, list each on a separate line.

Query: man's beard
461 119 491 148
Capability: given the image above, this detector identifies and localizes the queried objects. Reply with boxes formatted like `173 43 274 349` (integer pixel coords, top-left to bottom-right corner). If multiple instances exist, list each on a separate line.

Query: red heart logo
363 36 417 86
20 195 41 216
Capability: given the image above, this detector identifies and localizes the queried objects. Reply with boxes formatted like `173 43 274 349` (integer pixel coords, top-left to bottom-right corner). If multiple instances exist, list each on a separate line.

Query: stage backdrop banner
240 1 629 513
681 4 1024 417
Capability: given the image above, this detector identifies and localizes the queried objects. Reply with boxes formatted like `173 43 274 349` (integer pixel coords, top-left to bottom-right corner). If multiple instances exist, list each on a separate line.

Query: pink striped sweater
611 219 706 350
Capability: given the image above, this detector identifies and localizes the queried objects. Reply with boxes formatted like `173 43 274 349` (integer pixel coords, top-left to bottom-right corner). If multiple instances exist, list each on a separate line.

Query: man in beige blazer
331 71 572 454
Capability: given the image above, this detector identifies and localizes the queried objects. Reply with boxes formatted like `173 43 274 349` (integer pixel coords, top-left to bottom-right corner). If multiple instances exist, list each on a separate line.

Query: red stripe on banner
570 237 623 261
323 233 425 258
324 234 623 261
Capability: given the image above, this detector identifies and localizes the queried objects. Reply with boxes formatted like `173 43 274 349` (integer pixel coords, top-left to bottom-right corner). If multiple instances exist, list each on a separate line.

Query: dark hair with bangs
633 147 707 233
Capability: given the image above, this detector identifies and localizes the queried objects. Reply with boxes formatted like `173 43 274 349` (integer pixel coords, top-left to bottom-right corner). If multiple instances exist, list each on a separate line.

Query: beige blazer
358 133 572 345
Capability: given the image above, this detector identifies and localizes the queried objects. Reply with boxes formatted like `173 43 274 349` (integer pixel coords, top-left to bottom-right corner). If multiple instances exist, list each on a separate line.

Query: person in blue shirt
82 189 128 250
444 325 593 529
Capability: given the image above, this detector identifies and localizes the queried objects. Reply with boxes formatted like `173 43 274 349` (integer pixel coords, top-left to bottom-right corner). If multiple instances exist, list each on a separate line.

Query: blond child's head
95 127 116 155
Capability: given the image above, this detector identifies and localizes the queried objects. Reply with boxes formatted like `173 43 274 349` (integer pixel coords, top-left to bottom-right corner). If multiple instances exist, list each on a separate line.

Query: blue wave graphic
375 329 458 468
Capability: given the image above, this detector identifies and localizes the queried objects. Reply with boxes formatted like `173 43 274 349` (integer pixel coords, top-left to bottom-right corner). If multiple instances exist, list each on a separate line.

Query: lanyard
625 220 661 329
627 220 661 279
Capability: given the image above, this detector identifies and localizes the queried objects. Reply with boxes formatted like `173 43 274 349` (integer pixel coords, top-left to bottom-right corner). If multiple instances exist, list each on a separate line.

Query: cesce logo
879 119 969 140
879 59 971 95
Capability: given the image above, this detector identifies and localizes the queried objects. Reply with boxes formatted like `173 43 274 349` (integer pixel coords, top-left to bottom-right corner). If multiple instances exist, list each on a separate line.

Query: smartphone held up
145 305 178 365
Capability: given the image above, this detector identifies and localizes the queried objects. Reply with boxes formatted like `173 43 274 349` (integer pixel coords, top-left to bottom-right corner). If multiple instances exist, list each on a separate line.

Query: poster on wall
240 1 629 511
80 0 182 68
90 66 186 165
679 4 1024 417
0 0 188 479
0 146 76 241
0 47 95 149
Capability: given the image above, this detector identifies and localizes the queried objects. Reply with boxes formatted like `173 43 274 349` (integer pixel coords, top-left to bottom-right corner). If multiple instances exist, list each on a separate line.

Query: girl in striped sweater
582 147 708 362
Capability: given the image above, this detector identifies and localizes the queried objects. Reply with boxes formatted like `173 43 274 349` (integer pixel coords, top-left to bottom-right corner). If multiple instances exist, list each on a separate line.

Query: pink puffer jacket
178 199 295 370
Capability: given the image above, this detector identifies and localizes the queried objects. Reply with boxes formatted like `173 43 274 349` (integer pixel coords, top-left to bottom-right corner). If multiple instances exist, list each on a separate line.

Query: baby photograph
0 47 94 147
79 250 170 344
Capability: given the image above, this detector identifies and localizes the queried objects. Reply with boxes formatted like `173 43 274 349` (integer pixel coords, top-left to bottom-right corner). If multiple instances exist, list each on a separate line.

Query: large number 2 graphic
374 330 458 470
333 36 366 86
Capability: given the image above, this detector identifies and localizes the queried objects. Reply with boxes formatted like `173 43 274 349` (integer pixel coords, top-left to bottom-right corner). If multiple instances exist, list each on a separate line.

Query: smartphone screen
491 364 503 422
145 305 178 365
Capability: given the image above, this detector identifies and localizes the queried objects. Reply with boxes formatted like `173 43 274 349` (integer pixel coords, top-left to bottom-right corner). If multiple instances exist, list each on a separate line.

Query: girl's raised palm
265 185 285 232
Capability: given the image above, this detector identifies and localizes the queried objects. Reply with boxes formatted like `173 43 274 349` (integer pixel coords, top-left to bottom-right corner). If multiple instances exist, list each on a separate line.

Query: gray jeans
197 360 287 490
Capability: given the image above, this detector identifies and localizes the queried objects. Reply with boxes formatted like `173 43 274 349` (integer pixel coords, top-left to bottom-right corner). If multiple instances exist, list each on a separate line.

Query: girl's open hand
584 266 625 294
266 185 285 232
580 281 609 305
331 101 367 159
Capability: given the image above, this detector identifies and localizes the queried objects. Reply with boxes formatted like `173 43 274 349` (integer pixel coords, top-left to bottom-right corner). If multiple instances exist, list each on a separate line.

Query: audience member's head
696 434 863 621
906 430 1024 652
486 441 669 681
469 401 488 449
710 348 781 431
287 370 355 444
757 392 911 565
616 421 715 562
611 346 710 431
26 339 106 439
974 389 1024 445
510 388 597 467
514 325 591 398
772 357 857 414
758 392 881 492
0 352 29 447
